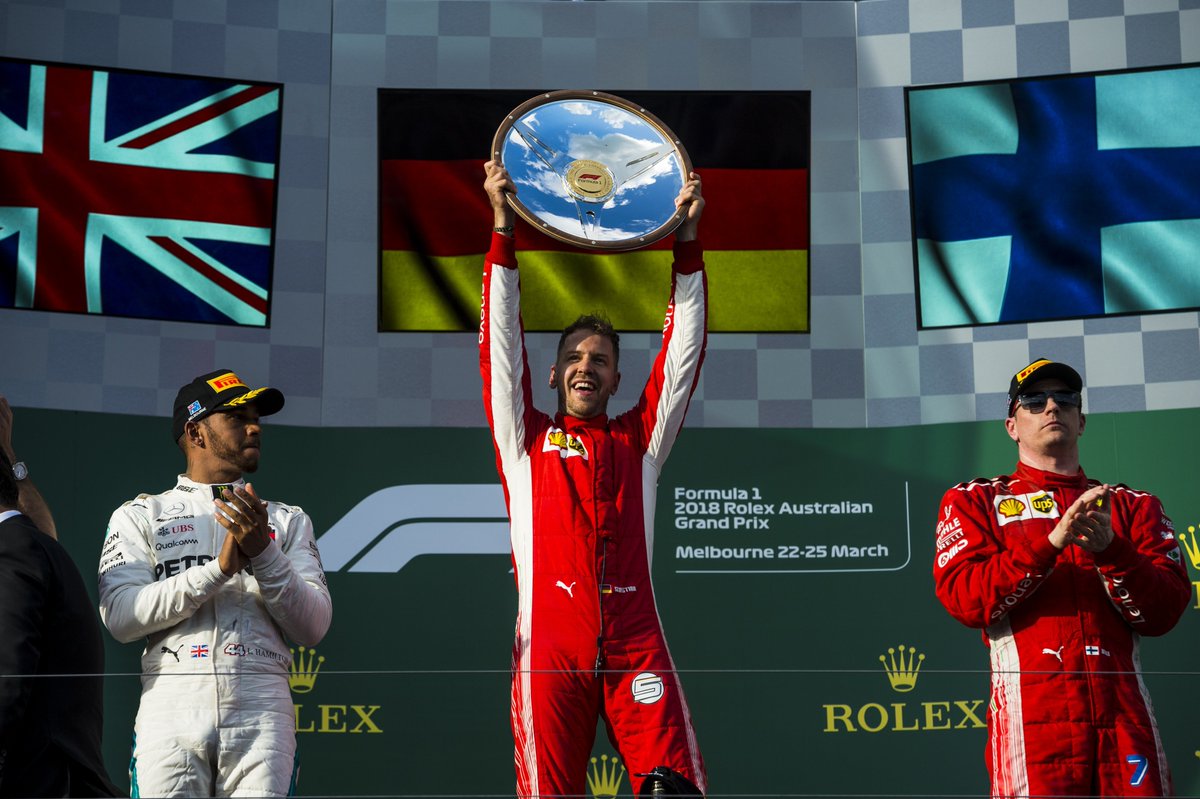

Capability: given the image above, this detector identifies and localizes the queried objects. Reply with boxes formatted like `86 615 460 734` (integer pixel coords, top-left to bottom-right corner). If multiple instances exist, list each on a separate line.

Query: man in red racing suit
479 161 707 798
934 359 1189 798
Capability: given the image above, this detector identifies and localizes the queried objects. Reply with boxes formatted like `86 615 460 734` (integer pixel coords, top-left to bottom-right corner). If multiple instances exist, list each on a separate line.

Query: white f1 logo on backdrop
317 484 509 572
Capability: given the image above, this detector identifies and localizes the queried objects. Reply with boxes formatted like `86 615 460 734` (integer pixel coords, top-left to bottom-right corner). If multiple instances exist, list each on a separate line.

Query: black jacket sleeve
0 519 51 771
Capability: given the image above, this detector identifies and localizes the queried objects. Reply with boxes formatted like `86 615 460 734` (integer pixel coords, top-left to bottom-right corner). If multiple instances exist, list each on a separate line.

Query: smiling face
550 330 621 419
1005 377 1085 463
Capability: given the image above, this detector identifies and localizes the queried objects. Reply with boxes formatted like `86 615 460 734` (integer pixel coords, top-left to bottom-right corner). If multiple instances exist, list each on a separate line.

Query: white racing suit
99 475 332 797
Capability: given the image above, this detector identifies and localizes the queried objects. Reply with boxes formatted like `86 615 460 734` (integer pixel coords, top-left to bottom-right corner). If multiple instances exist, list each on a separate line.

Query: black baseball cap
172 369 285 441
1007 358 1083 416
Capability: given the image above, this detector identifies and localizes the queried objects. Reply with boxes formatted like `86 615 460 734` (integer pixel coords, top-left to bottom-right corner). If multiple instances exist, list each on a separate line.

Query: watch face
12 462 27 481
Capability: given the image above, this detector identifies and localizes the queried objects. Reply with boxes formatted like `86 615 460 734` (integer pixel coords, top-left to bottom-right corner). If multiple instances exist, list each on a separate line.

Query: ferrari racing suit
933 462 1189 797
99 475 332 797
480 233 708 798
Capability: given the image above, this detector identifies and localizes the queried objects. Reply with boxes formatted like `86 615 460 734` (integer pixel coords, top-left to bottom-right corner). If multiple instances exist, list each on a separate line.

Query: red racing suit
933 462 1189 798
480 233 707 798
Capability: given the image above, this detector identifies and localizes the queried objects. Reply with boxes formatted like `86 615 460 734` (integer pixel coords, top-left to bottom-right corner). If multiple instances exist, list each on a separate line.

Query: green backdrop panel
14 407 1200 797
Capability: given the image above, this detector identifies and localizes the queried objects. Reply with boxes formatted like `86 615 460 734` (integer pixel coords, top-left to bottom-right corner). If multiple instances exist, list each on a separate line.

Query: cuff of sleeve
1091 534 1134 567
249 539 286 576
488 232 518 269
672 238 704 274
1027 532 1063 567
201 558 235 587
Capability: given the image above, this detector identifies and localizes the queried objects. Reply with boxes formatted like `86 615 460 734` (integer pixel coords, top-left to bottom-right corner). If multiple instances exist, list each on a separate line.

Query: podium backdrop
21 406 1200 797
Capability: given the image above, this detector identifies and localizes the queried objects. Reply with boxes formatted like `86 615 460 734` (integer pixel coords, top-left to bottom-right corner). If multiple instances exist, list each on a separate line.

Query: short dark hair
0 448 18 509
558 314 619 365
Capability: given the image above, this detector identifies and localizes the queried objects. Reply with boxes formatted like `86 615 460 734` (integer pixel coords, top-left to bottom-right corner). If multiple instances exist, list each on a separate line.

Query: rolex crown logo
288 645 326 694
880 645 925 693
1181 527 1200 571
587 754 626 799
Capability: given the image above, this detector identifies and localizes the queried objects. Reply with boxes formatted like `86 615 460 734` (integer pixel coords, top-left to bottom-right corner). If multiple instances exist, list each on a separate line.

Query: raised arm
0 397 56 540
486 159 516 235
631 174 707 469
480 161 539 471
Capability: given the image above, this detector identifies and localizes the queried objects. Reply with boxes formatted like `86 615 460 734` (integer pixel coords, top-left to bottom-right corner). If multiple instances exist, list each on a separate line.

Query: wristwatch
11 461 27 481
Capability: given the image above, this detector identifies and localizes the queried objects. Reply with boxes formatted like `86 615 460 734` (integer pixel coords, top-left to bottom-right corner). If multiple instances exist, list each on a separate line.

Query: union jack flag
0 59 281 325
191 644 210 658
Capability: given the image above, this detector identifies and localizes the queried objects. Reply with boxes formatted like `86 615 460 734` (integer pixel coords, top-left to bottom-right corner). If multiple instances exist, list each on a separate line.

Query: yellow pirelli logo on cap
1015 359 1052 384
207 373 247 392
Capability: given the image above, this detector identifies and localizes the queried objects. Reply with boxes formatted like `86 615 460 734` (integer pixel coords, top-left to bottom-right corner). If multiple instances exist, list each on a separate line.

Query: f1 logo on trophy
492 90 693 251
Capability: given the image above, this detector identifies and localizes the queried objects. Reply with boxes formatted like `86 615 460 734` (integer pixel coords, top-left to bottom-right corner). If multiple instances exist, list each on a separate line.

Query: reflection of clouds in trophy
513 159 572 204
559 101 639 131
536 211 587 235
618 157 676 193
508 127 555 171
566 134 677 199
561 101 597 118
599 107 633 129
567 132 658 165
536 210 642 241
559 101 637 128
508 131 531 153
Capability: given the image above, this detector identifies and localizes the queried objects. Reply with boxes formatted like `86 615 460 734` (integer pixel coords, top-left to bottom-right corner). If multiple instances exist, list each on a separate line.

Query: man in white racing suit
99 369 332 797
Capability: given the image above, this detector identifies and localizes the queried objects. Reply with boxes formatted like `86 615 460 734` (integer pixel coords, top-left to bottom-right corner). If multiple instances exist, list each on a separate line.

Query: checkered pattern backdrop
0 0 1196 429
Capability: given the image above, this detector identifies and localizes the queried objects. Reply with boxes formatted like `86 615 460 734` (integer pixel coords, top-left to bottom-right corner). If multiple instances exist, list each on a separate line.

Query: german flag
379 89 809 332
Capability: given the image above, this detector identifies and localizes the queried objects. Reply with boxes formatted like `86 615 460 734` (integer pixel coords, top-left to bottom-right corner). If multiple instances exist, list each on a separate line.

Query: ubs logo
156 522 195 537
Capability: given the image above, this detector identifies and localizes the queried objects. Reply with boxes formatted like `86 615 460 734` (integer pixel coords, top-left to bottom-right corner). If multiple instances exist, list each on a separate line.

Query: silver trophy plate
492 90 693 251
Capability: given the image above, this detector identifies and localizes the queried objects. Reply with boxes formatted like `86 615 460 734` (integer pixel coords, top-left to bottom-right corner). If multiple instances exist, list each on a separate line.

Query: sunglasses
1015 390 1082 414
